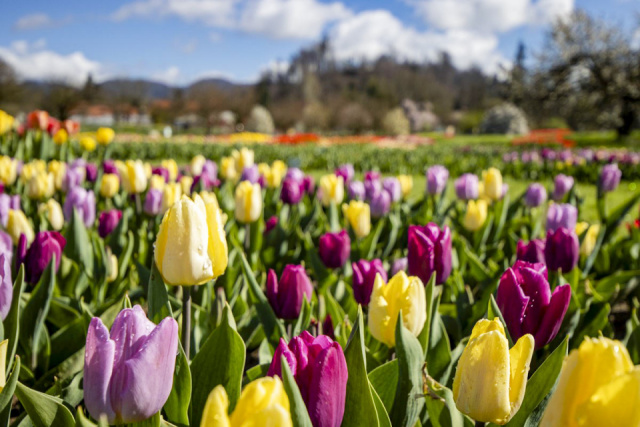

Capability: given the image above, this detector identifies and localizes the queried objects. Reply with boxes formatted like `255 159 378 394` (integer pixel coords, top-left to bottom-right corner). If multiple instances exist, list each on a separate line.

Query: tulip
368 271 426 347
179 176 193 196
190 155 206 176
0 231 13 268
0 254 12 320
541 337 637 427
232 148 254 172
39 199 64 231
266 265 313 319
53 129 68 145
152 167 170 184
552 174 574 201
98 210 123 238
85 164 98 183
201 377 292 427
482 168 503 201
100 173 120 198
144 189 163 216
281 177 303 205
103 160 119 176
319 230 350 269
220 156 238 181
162 160 179 182
0 157 17 186
342 200 371 238
545 228 579 273
264 215 278 235
22 231 66 284
576 222 600 256
390 257 408 276
64 187 96 227
234 181 262 223
47 117 60 136
27 172 54 200
155 194 228 285
319 174 344 207
501 183 509 199
383 177 402 202
201 160 218 183
599 163 622 192
268 332 348 427
363 172 381 200
240 165 260 184
408 223 452 285
266 160 287 188
369 190 390 218
427 165 449 196
80 136 97 152
162 183 182 213
20 160 46 183
516 239 545 264
524 183 547 207
0 110 14 135
84 306 178 424
27 110 49 130
547 203 577 231
0 194 18 228
463 199 488 231
285 167 304 183
48 160 67 190
352 259 387 306
302 175 315 194
7 210 34 245
96 127 115 145
497 261 571 349
119 160 148 194
335 164 354 184
62 119 80 135
62 167 84 193
398 175 413 199
453 318 534 425
347 181 365 200
107 253 118 283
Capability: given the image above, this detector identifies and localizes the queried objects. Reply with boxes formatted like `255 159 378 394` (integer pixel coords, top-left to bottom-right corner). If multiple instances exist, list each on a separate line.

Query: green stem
182 286 192 360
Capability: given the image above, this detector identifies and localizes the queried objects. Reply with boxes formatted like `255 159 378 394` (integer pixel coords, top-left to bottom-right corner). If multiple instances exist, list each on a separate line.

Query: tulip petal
231 376 291 426
266 269 280 316
508 334 534 421
496 269 528 340
205 201 228 278
268 338 297 378
534 284 571 349
519 266 551 335
306 342 348 427
200 385 231 427
84 318 116 423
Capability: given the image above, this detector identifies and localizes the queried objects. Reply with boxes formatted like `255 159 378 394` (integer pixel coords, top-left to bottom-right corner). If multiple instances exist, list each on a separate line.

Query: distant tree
81 74 99 102
42 82 79 120
382 108 410 135
0 59 23 112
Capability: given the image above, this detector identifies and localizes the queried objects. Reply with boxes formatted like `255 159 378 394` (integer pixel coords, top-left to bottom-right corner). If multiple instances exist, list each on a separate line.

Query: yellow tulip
0 340 7 390
161 159 179 182
463 199 488 231
319 174 344 206
27 171 54 200
201 192 228 225
541 337 636 427
180 176 194 196
234 181 262 224
368 271 427 347
200 377 292 427
119 160 147 194
80 136 97 152
100 173 120 198
20 160 46 183
453 318 534 425
576 222 600 257
264 160 287 188
398 175 413 198
232 147 254 171
162 183 182 213
7 210 34 245
0 110 14 135
220 157 238 182
150 174 166 191
96 127 115 145
190 155 206 176
258 162 271 179
0 156 17 185
107 253 118 283
48 160 67 190
482 168 503 201
154 194 228 286
53 129 68 145
342 200 371 238
39 199 64 231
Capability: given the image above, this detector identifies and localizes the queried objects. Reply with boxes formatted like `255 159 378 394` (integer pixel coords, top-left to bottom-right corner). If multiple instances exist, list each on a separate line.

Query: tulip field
0 111 640 427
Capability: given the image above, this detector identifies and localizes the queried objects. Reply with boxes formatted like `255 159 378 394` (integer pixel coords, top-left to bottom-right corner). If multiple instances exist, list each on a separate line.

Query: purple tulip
281 178 303 205
302 176 315 194
352 259 387 306
322 315 335 340
152 167 170 183
144 189 163 216
347 181 365 201
64 187 96 227
382 177 402 202
0 231 12 268
426 165 449 196
497 261 571 349
286 167 305 184
85 163 98 183
63 167 84 192
525 183 547 207
370 190 391 218
599 163 622 192
84 305 178 424
390 257 408 276
0 254 12 320
0 194 11 227
547 203 577 232
516 239 546 264
552 174 574 201
408 223 452 285
319 230 351 269
266 265 313 319
335 164 355 184
455 174 479 200
23 231 66 284
364 172 381 200
545 228 579 273
98 210 123 239
240 165 260 184
202 160 218 181
103 160 119 176
264 215 278 235
268 332 348 427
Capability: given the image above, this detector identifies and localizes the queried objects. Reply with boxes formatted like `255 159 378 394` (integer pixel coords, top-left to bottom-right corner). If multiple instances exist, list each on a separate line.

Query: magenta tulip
266 265 313 319
516 239 546 264
319 230 351 269
408 223 452 285
545 228 579 273
352 259 387 306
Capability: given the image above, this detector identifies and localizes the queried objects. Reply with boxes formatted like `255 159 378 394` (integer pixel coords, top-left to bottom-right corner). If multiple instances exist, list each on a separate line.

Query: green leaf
117 230 135 281
164 342 191 426
0 356 20 412
74 406 97 427
487 294 513 346
390 314 425 427
369 360 398 414
423 374 465 427
14 382 75 427
370 385 392 427
292 298 312 338
190 304 245 427
64 208 94 275
4 265 25 372
418 273 437 356
147 260 173 324
505 336 569 426
280 356 313 427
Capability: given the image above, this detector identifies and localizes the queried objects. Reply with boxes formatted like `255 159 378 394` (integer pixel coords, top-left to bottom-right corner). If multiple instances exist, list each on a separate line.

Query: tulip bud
266 265 313 319
27 171 54 200
545 228 579 273
232 148 255 171
547 203 577 232
268 332 347 427
383 177 402 202
266 160 287 189
220 156 238 182
552 174 574 201
398 175 413 199
48 160 67 190
151 167 170 185
235 181 262 223
319 230 350 269
155 194 228 285
7 210 34 245
53 129 68 145
408 223 452 285
599 163 622 192
100 173 120 198
347 181 365 201
98 210 123 238
39 199 64 231
80 136 97 152
240 165 260 184
335 164 355 184
0 254 12 320
119 160 148 194
85 163 98 183
390 257 408 276
576 222 600 256
352 259 387 305
103 160 119 176
302 175 315 194
482 168 503 201
264 215 278 235
107 253 118 283
84 306 178 424
524 183 547 207
369 190 390 218
516 239 545 264
319 174 344 206
280 177 303 205
463 199 488 231
342 200 371 238
162 183 182 213
453 318 534 424
364 172 381 200
285 167 304 184
0 156 17 186
144 189 163 216
0 231 13 269
64 187 96 227
96 127 115 145
23 231 66 284
190 155 206 176
179 176 193 196
427 165 449 196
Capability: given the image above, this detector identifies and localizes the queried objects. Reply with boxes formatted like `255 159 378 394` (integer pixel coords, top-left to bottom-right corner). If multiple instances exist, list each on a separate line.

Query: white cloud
151 66 181 84
238 0 351 39
13 13 54 31
632 29 640 50
0 40 106 86
112 0 239 27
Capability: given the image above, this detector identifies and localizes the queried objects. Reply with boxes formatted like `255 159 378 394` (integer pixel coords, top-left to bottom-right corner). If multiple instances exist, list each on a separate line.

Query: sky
0 0 637 87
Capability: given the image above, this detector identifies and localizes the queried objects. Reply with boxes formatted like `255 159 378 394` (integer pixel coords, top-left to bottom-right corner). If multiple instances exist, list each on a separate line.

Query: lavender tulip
63 167 84 192
408 223 452 285
383 177 402 202
319 230 351 269
599 163 622 192
240 165 260 184
501 183 509 199
0 194 11 227
352 259 387 305
525 183 547 208
98 210 123 238
347 181 365 201
390 257 408 276
335 164 355 184
0 231 12 268
266 265 313 319
84 305 178 424
364 172 381 200
268 331 348 427
202 160 218 182
286 167 305 184
545 228 579 273
547 203 577 232
281 178 303 205
22 231 66 284
64 187 96 227
144 189 163 216
426 165 449 196
370 190 391 218
516 239 546 264
497 261 571 349
455 174 479 200
0 254 12 320
552 174 574 201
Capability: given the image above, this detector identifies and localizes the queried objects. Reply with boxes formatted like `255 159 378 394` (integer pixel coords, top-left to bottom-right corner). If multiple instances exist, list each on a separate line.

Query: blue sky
0 0 637 86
